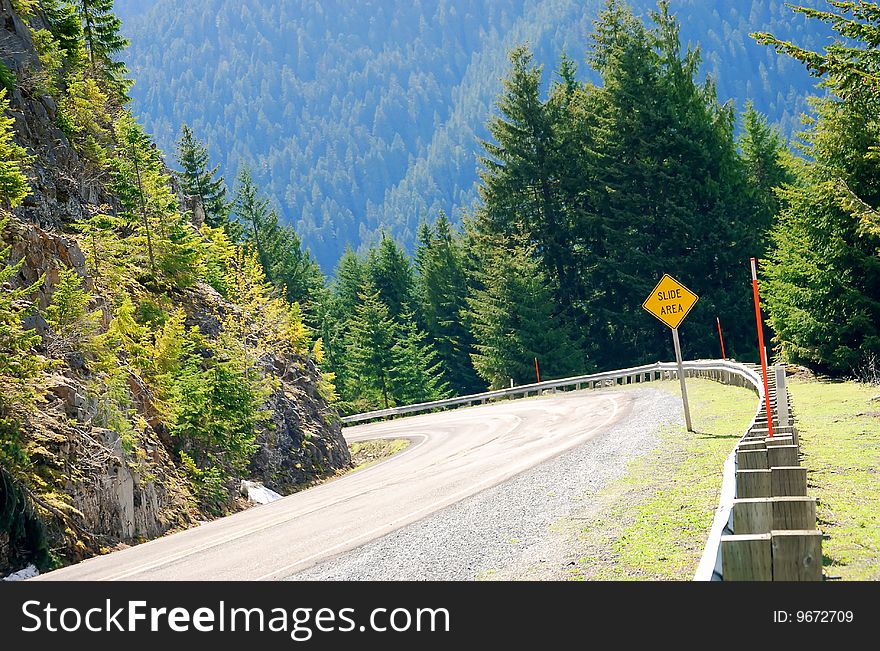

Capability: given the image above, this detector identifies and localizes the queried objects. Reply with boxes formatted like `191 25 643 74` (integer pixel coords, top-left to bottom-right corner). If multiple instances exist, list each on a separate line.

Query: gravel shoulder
288 387 681 581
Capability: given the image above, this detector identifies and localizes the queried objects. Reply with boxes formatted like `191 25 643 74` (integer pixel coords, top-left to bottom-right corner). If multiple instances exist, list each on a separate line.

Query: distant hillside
114 0 833 269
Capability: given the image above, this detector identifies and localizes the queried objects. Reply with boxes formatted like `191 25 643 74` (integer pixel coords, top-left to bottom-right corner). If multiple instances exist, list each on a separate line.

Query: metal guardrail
342 357 780 581
341 359 766 424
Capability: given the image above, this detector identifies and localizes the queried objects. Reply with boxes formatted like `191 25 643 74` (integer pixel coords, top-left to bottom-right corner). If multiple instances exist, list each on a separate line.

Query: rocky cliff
0 0 350 575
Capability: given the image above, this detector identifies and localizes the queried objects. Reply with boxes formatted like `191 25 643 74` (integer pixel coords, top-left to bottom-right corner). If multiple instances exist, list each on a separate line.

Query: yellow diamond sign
642 274 699 330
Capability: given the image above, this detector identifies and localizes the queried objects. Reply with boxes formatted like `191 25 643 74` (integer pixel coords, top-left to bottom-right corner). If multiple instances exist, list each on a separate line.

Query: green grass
569 378 755 580
348 438 410 472
789 379 880 580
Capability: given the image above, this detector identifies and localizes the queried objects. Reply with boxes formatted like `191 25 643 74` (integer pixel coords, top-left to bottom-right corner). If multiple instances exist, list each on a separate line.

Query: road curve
36 390 632 581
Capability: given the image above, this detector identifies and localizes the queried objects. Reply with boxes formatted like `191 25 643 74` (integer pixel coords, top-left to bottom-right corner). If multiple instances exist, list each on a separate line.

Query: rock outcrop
0 0 350 574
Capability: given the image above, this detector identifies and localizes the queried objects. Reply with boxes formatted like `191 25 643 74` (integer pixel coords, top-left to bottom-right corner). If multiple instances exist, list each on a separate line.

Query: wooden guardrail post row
719 358 821 581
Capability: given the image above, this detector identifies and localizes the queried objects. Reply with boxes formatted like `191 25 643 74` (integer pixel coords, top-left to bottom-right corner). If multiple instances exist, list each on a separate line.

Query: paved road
37 390 632 581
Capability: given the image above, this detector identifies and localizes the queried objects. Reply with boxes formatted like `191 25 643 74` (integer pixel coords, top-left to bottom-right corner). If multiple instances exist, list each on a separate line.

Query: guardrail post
736 469 771 498
721 534 772 581
771 530 822 581
771 466 807 497
768 445 799 467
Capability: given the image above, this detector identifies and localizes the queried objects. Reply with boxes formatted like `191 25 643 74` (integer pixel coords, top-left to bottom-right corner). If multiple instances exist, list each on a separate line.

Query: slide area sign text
642 274 699 329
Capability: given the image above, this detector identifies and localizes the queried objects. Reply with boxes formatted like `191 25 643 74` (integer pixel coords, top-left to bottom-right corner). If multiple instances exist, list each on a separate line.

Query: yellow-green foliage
225 246 310 363
10 0 36 18
58 73 111 168
0 88 31 208
43 265 101 360
200 224 236 296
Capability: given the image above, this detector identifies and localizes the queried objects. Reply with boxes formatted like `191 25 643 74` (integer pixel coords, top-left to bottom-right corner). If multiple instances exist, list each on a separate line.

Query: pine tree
43 0 83 61
0 88 31 209
754 1 880 237
231 166 324 312
0 214 44 432
175 124 231 230
739 103 792 256
366 233 416 322
76 0 129 96
467 238 583 389
390 312 449 405
113 113 202 286
756 1 880 374
477 46 582 312
344 286 398 410
232 166 273 274
415 214 483 394
43 265 100 360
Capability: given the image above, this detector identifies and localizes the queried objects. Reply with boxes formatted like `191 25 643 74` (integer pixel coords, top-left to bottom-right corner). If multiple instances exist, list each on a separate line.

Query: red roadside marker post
534 357 541 384
750 258 775 439
716 317 727 359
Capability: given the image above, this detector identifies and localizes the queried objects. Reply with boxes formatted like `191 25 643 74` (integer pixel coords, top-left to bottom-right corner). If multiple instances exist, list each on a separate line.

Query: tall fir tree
76 0 129 97
415 214 483 394
367 233 417 322
390 312 449 405
756 1 880 374
175 124 231 231
344 286 399 410
467 237 583 389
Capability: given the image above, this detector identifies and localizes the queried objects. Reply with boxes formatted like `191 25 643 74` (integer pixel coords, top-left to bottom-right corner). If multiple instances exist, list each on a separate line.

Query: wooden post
671 328 693 432
733 498 773 534
721 534 772 581
768 445 799 468
736 469 772 498
772 497 817 530
771 530 822 581
737 448 769 470
771 466 808 497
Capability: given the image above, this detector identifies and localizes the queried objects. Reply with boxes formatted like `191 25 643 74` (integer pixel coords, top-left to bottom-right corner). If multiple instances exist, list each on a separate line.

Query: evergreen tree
76 0 129 96
169 330 263 476
756 1 880 374
269 223 325 317
415 214 483 394
43 265 100 360
112 113 202 285
43 0 84 61
344 286 398 409
175 124 231 230
754 1 880 237
318 247 365 400
467 238 583 389
0 214 44 440
366 233 417 322
231 166 324 313
0 88 31 209
390 312 449 405
477 46 583 313
232 166 274 275
580 1 756 365
740 102 792 245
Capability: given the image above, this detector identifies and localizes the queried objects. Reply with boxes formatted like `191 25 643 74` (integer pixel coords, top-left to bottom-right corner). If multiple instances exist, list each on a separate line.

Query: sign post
671 327 692 432
642 274 699 433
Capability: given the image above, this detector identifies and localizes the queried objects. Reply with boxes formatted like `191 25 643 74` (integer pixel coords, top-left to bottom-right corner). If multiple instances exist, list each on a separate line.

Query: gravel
287 387 681 581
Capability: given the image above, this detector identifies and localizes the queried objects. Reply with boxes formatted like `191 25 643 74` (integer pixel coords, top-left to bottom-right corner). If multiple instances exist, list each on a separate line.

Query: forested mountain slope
114 0 834 269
